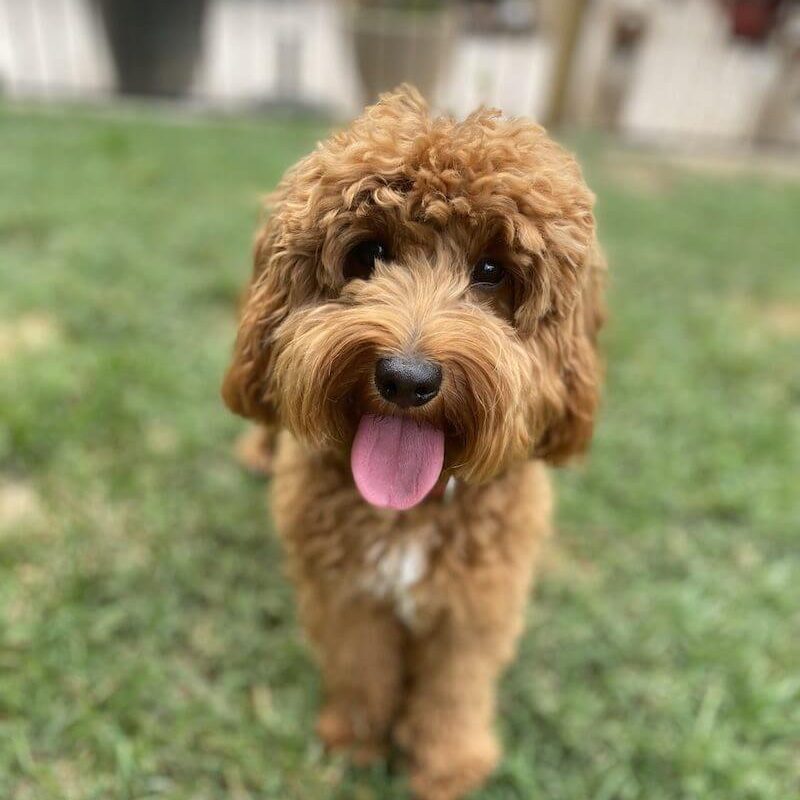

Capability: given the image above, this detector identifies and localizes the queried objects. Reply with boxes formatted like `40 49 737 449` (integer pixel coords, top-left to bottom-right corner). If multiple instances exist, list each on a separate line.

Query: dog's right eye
343 240 388 281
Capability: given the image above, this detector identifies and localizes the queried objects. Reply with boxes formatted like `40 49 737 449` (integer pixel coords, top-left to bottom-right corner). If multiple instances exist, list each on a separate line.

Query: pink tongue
351 415 444 511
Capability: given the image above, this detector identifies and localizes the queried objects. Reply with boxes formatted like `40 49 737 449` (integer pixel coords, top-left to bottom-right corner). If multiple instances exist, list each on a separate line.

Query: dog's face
223 87 604 509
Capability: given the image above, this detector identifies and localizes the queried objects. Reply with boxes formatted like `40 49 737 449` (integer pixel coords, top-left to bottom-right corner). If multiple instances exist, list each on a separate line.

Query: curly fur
223 86 606 800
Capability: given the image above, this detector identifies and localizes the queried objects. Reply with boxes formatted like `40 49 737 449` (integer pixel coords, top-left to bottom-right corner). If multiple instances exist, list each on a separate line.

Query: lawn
0 106 798 800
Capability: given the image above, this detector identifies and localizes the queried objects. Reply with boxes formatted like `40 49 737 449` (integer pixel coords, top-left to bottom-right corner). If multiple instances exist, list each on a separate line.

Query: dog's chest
359 528 436 627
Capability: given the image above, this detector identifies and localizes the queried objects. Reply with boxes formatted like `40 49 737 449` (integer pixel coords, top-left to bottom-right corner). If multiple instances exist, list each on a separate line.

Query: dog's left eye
344 240 388 281
471 258 505 288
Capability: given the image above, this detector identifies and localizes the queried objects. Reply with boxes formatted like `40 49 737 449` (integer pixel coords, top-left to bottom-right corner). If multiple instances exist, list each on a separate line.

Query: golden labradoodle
223 86 605 800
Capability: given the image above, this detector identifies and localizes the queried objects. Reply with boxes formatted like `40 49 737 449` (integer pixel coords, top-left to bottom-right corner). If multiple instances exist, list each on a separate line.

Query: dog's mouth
350 414 445 511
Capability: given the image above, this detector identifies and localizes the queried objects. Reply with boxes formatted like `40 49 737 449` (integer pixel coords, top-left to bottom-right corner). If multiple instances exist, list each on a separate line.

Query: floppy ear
221 215 290 424
223 87 426 425
534 242 606 464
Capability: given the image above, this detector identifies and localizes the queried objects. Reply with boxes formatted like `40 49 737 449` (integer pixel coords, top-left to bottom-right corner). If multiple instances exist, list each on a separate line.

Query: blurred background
2 0 800 145
1 2 798 799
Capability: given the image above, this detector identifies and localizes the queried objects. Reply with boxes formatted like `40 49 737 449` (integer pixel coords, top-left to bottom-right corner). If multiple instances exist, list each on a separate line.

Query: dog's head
223 87 605 509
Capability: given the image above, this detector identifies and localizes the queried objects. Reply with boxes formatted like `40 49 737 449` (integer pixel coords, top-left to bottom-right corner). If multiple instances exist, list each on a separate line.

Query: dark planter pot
94 0 208 97
348 7 457 103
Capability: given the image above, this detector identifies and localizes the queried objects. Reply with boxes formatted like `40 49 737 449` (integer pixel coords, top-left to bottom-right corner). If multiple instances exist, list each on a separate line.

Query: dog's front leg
300 588 406 765
397 604 525 800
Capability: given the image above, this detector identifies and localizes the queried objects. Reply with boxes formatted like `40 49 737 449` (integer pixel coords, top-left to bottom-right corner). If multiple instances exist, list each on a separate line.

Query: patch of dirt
145 422 179 455
669 151 800 183
15 562 47 587
251 684 274 725
610 144 800 184
0 480 43 530
601 152 676 195
51 760 89 800
733 295 800 339
0 312 62 360
763 302 800 337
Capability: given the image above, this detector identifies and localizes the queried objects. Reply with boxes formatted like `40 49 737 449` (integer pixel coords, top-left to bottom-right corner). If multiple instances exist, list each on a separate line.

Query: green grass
0 106 798 800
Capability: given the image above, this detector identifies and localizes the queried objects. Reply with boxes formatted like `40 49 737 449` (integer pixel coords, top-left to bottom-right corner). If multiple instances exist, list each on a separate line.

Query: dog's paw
406 732 499 800
316 705 352 749
316 705 386 766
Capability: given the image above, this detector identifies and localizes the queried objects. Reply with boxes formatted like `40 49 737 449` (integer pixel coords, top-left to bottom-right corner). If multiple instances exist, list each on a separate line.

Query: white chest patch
361 536 429 626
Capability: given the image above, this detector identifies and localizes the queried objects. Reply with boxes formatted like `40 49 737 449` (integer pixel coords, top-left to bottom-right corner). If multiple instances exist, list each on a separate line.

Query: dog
222 86 605 800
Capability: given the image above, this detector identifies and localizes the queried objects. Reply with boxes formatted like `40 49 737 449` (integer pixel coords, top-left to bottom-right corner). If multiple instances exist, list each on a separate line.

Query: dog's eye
471 257 505 288
343 240 388 281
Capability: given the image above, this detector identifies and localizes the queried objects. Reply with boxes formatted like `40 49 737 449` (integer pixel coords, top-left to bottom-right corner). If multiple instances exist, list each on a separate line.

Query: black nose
375 355 442 408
